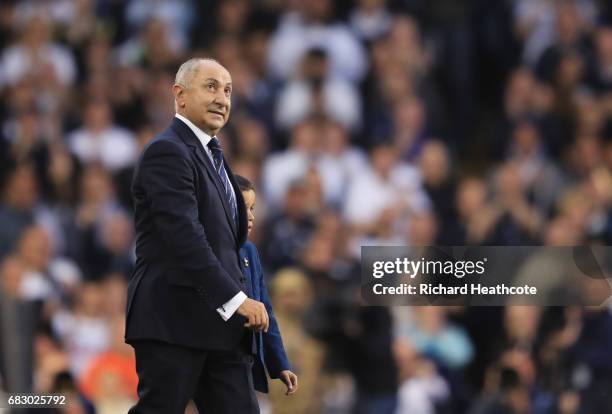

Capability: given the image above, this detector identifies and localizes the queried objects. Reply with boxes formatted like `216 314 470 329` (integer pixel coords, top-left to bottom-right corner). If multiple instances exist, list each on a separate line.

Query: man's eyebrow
203 78 232 87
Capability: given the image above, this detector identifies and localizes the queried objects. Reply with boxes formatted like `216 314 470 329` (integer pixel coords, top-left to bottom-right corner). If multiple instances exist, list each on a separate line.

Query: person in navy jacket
236 174 298 395
126 58 269 414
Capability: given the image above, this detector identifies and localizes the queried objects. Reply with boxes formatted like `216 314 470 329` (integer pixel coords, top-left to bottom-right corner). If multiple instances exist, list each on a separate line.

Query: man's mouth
208 110 225 117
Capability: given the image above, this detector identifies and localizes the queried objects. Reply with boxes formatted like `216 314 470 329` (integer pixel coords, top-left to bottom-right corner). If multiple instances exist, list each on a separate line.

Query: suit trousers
128 339 259 414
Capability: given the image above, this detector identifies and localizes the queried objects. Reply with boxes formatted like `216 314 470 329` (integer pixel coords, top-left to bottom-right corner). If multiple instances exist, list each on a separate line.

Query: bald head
175 58 224 89
173 57 233 135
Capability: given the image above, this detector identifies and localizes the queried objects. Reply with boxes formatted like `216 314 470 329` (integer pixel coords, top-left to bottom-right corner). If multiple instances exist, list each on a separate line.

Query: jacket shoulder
141 132 189 159
242 240 256 252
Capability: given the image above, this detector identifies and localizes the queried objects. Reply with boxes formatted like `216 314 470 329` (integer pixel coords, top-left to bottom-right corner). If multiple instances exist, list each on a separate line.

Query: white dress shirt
175 113 246 321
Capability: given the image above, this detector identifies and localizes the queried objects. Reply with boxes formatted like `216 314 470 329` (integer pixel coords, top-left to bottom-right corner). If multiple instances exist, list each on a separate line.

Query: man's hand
237 298 269 332
279 370 298 395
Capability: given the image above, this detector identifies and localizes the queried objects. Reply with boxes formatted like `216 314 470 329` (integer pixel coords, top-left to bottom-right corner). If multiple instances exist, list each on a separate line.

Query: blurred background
0 0 612 413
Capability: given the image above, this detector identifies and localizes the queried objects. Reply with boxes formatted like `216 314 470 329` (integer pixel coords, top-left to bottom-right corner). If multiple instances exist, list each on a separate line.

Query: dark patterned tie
207 137 238 226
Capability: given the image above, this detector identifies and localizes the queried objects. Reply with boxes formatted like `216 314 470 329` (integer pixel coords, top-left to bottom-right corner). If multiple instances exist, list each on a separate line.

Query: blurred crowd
1 0 612 413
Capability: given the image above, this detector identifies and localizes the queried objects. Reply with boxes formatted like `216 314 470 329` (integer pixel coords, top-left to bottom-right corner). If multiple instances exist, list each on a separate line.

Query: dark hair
235 175 255 192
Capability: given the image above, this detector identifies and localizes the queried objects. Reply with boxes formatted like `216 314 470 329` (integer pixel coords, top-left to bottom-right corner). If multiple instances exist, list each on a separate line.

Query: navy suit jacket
125 117 251 350
239 241 291 393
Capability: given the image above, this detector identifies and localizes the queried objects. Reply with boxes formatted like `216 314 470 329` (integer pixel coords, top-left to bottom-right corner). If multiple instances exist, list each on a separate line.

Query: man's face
175 61 232 136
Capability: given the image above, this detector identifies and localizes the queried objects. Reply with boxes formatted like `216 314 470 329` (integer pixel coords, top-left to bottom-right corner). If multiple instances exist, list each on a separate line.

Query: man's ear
173 84 186 108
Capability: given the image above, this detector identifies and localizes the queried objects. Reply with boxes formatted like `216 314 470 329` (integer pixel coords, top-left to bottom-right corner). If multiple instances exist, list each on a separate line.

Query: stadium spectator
266 268 324 414
67 100 137 172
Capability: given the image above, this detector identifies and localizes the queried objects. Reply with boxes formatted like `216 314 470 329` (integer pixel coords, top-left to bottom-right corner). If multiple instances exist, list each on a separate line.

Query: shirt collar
175 113 213 148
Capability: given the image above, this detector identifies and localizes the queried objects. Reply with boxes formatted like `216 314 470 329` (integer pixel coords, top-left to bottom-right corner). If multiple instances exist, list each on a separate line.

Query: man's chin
204 117 226 130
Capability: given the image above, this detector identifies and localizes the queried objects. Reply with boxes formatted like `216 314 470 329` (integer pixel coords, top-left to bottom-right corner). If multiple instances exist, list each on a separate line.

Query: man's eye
225 88 232 96
207 83 215 90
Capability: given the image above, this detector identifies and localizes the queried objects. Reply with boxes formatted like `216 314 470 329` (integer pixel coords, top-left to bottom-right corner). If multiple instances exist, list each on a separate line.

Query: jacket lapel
171 118 238 241
194 145 239 238
225 159 248 246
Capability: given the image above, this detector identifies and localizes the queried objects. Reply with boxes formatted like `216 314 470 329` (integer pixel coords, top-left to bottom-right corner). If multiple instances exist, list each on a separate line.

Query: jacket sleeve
138 139 241 309
253 247 291 377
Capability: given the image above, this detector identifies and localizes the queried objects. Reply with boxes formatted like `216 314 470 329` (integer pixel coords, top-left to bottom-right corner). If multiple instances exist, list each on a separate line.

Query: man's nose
214 90 229 106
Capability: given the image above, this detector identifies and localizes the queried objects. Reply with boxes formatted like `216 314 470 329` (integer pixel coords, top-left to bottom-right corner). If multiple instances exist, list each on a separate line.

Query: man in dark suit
125 58 269 414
